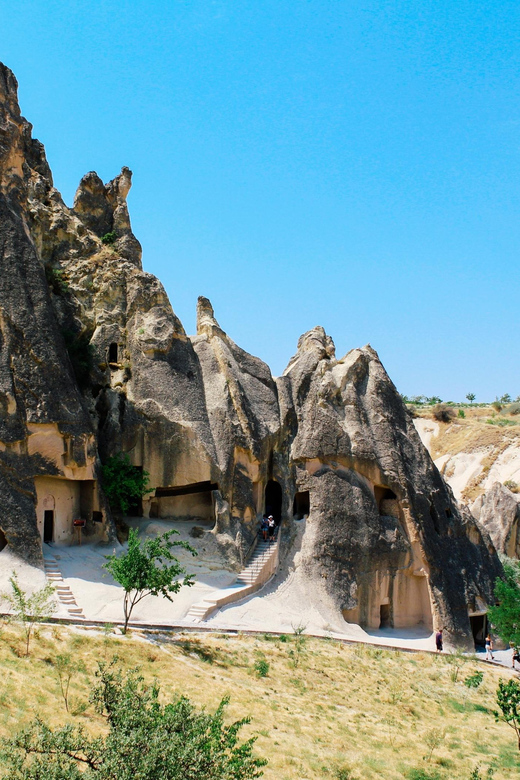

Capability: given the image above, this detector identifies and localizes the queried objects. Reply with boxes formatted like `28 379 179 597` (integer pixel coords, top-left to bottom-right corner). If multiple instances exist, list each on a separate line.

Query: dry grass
0 624 519 779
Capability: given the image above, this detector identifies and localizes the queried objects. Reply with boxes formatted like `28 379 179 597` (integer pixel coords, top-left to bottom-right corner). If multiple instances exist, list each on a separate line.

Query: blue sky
2 1 519 400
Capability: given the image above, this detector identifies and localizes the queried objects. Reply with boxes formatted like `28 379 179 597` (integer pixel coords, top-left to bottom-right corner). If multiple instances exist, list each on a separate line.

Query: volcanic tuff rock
0 62 503 647
472 482 520 559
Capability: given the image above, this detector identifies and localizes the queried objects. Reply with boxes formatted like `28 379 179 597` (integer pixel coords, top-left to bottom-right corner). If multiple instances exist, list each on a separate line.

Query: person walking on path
512 646 520 671
435 628 443 652
485 634 494 661
268 515 275 543
261 515 269 542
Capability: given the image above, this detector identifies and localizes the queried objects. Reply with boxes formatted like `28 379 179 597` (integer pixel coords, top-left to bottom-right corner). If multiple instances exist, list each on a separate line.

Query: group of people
260 514 276 543
435 628 520 671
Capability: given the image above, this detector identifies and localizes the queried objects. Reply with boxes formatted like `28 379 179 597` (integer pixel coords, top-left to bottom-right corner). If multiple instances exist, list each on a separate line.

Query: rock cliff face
0 62 502 647
472 482 520 559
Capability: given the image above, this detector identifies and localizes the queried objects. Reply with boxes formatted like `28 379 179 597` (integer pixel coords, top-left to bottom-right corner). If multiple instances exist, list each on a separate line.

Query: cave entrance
108 343 119 364
265 480 282 524
43 510 54 544
293 491 310 520
470 613 487 647
0 528 6 552
379 603 391 629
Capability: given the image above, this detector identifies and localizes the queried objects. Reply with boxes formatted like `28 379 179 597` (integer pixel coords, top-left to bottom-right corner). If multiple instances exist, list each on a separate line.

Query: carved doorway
43 510 54 544
265 480 282 524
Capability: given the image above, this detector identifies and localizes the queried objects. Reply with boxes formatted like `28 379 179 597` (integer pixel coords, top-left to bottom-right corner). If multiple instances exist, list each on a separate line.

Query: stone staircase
44 555 85 620
185 534 280 623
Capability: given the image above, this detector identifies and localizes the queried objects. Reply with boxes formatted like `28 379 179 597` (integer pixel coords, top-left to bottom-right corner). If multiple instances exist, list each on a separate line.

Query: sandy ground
0 518 443 653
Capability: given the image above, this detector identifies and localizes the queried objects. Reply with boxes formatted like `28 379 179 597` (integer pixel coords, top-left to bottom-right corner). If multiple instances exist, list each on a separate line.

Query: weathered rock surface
472 482 520 558
0 61 503 646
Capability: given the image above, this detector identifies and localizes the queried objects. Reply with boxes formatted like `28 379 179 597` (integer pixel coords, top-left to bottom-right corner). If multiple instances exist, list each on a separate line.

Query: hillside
0 624 519 780
413 406 520 503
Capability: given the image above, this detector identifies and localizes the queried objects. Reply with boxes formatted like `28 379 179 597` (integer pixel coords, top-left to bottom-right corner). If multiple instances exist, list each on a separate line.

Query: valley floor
0 624 518 780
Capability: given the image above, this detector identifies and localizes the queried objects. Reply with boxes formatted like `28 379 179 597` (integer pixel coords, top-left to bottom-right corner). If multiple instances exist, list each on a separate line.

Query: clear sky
1 1 519 401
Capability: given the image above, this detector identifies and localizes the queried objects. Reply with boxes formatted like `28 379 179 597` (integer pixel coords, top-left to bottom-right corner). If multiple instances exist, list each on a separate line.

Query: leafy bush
488 560 520 647
254 659 269 678
458 409 466 418
45 265 69 295
432 404 456 423
0 660 267 779
101 453 153 515
486 418 518 427
464 671 483 689
491 401 503 413
101 231 117 245
507 403 520 416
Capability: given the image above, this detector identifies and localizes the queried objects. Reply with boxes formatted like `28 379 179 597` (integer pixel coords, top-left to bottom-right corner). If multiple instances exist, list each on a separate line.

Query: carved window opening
108 343 119 364
429 502 441 535
445 507 453 519
149 501 159 519
92 511 103 523
293 491 310 520
0 528 6 552
265 480 283 524
43 510 54 544
374 486 398 516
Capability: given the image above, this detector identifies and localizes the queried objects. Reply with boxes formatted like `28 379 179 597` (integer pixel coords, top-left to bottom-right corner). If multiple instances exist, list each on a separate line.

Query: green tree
104 529 196 633
101 453 153 515
494 678 520 750
488 560 520 648
54 653 86 713
466 393 476 403
1 572 56 656
0 660 266 779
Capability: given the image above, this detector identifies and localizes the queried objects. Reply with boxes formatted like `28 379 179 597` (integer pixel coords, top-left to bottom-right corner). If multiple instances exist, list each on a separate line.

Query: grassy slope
1 624 519 779
413 406 520 501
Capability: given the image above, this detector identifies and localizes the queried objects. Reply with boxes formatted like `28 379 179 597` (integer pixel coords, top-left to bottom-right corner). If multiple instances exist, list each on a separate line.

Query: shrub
491 401 503 413
504 480 519 494
254 659 269 678
486 418 518 427
0 573 56 656
101 231 117 245
432 404 456 423
0 661 267 779
464 670 483 689
507 403 520 416
45 265 69 295
458 409 466 418
101 452 153 515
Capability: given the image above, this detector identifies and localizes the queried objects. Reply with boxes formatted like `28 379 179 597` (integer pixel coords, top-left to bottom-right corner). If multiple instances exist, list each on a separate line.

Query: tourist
485 634 494 661
435 628 443 652
261 515 269 541
268 515 275 543
512 646 520 670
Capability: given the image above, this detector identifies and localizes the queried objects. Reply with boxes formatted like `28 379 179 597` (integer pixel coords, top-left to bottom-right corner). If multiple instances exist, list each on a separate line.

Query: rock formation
0 62 503 647
472 482 520 559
